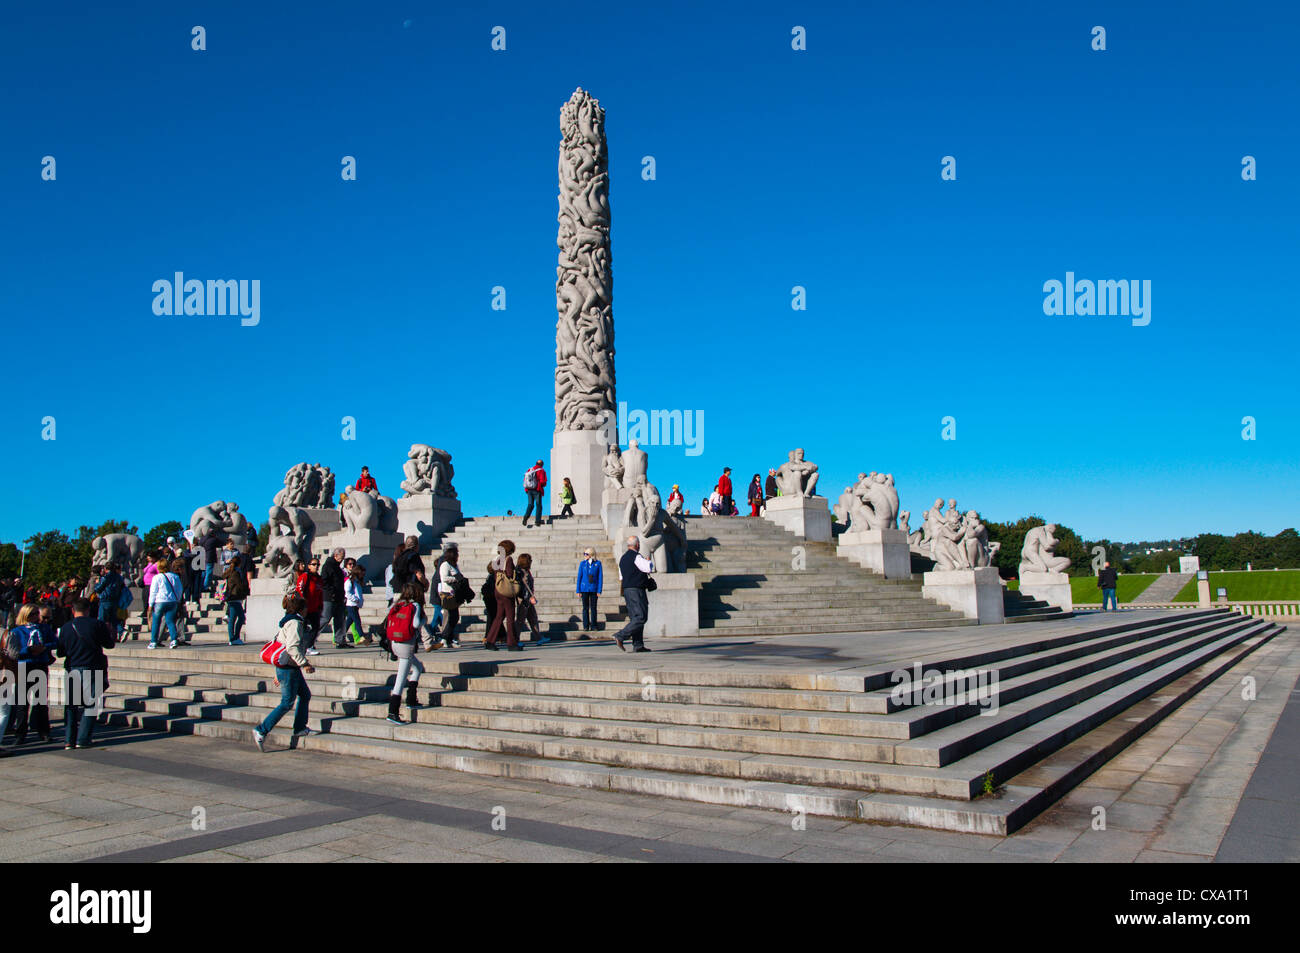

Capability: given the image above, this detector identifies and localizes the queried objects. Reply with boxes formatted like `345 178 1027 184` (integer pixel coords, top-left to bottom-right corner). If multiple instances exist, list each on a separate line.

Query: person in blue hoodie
576 548 603 638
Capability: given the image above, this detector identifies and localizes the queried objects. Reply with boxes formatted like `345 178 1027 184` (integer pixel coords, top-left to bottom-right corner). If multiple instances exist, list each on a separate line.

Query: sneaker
385 713 405 726
306 648 320 656
292 727 314 739
147 643 158 650
633 646 652 653
229 639 245 646
449 639 461 648
537 637 553 645
335 642 352 649
169 641 178 649
429 639 445 650
507 645 524 652
252 730 265 752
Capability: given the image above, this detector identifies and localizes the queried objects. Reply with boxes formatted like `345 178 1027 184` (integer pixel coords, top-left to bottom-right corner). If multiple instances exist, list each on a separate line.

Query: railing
1119 601 1300 618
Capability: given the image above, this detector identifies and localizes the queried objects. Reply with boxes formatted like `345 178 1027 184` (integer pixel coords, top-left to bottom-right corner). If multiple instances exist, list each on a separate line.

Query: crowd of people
702 467 780 517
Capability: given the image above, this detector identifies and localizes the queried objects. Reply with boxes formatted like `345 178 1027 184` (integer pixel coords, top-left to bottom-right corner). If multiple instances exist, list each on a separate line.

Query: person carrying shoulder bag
252 593 316 751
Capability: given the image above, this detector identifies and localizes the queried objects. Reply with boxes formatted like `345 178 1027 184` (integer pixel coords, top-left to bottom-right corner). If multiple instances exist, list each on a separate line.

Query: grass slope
1171 570 1300 602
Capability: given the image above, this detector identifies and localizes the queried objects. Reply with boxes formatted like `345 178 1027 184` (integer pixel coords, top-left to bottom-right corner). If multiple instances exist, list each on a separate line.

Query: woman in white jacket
343 558 369 646
148 558 185 649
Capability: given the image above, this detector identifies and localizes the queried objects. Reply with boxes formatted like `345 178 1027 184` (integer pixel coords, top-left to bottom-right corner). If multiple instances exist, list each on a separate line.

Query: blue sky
1 1 1296 543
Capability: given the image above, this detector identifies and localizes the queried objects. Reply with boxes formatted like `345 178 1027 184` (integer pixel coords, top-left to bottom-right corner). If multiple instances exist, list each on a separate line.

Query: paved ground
2 623 1294 863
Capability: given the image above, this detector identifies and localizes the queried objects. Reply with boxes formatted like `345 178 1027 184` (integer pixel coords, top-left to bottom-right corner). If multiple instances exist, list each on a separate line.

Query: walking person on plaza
295 558 325 655
319 547 351 649
484 540 520 651
718 467 733 518
515 553 544 643
223 551 250 644
148 558 184 649
381 582 428 724
56 598 115 750
558 477 577 519
747 473 763 516
1098 562 1120 611
522 460 547 528
344 558 369 646
613 536 653 653
576 547 603 638
252 593 316 751
436 543 467 647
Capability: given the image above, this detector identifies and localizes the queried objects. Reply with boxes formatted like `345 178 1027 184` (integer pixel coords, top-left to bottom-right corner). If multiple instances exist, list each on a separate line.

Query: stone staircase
1003 588 1071 622
688 515 972 635
97 607 1283 834
1133 571 1195 603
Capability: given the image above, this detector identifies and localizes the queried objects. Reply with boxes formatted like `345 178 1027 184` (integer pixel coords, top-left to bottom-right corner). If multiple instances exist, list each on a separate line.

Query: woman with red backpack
383 582 427 724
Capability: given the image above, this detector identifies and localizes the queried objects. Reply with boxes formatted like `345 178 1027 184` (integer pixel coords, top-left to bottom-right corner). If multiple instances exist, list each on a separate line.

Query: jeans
226 600 246 642
581 592 599 630
203 564 215 594
258 666 311 735
523 490 543 525
322 600 348 646
1102 588 1118 610
8 664 50 741
617 587 648 647
64 669 103 748
150 602 179 645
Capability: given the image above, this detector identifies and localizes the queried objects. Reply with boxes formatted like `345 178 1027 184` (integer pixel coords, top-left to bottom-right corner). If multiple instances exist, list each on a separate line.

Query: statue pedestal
1019 571 1072 612
246 576 292 642
551 429 606 518
396 495 461 550
318 529 403 584
922 567 1005 624
762 495 832 543
838 528 911 579
299 507 342 537
645 572 700 639
602 487 631 541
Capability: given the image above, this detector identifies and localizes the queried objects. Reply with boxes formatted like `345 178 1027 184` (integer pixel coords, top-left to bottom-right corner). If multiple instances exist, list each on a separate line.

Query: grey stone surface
837 527 911 580
339 489 399 534
644 570 700 638
399 444 456 499
273 462 334 509
264 505 316 578
762 494 832 542
91 532 144 583
774 448 820 498
1019 523 1072 576
1019 570 1073 612
922 567 1006 623
846 472 899 532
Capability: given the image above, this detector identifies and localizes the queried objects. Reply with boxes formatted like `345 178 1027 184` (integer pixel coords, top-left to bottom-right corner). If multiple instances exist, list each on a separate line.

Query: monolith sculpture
551 88 616 517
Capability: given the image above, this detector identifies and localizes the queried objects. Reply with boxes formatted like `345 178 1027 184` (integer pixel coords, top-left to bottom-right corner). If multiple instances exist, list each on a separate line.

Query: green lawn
1170 570 1300 602
1070 574 1160 604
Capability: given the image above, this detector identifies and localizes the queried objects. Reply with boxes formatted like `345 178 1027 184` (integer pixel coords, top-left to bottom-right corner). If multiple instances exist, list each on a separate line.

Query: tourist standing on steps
354 465 378 494
320 547 351 649
148 559 184 649
515 553 544 643
558 477 576 518
718 467 733 517
295 558 325 655
56 598 115 750
383 582 427 724
613 536 653 653
436 543 466 647
522 460 547 528
1098 562 1119 611
747 474 763 517
94 563 125 633
344 558 368 646
200 532 222 595
484 540 520 651
223 553 250 644
765 468 779 502
3 604 56 747
576 548 603 638
708 486 723 515
253 593 315 751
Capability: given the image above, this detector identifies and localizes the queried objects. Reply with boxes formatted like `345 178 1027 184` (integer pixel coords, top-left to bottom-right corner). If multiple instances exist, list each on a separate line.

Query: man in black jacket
613 536 653 653
56 598 115 749
319 548 350 648
1098 562 1119 611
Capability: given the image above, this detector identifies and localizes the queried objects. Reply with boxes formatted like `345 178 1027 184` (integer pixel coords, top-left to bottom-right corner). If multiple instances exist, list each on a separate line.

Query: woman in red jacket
295 558 325 655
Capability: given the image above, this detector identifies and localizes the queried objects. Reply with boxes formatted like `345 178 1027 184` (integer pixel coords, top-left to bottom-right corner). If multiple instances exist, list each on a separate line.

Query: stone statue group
833 471 899 532
602 440 686 573
400 444 456 498
273 463 336 509
908 500 999 571
189 500 253 547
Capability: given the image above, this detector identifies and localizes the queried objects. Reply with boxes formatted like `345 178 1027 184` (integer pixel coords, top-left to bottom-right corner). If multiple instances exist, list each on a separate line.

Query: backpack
2 627 24 662
385 601 418 643
524 467 538 490
117 587 134 609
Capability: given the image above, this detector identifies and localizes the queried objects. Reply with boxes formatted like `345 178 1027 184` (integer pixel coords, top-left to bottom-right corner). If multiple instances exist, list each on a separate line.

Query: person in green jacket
559 477 577 519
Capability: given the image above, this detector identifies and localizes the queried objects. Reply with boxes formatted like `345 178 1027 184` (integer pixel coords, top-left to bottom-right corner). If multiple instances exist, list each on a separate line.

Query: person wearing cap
667 485 684 507
575 547 604 637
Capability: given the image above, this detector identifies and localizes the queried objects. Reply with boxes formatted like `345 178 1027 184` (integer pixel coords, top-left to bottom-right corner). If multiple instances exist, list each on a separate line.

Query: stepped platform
98 606 1287 835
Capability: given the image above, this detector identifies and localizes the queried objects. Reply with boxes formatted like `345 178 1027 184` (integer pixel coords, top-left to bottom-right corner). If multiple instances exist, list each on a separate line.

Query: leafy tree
254 522 269 557
143 521 184 552
0 542 23 581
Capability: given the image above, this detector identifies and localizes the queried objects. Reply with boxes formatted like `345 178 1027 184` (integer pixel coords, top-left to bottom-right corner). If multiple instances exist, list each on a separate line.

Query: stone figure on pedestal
898 510 912 537
847 472 899 533
318 467 335 508
92 533 144 583
273 462 334 508
961 511 998 568
341 489 400 534
602 444 625 489
621 439 647 489
1020 524 1073 576
190 501 230 541
774 448 820 498
224 503 252 547
633 484 687 574
265 505 317 579
834 486 855 526
400 444 457 498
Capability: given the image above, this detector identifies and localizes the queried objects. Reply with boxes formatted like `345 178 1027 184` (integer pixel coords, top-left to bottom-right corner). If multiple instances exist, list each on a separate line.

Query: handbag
644 576 658 592
494 570 520 599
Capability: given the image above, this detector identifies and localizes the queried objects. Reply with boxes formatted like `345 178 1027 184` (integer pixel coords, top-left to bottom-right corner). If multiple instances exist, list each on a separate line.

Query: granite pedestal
314 529 403 584
762 494 832 542
644 572 700 639
602 487 632 541
246 575 293 641
837 528 912 579
1018 570 1073 612
397 494 461 551
551 429 606 518
922 567 1005 624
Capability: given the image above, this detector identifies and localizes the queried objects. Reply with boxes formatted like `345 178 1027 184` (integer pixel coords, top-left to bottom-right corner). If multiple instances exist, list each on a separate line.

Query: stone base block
1018 570 1073 612
299 507 342 537
316 529 403 584
396 494 461 551
247 575 293 641
552 429 607 518
762 494 832 542
645 572 700 640
837 528 911 579
602 487 632 541
922 567 1005 624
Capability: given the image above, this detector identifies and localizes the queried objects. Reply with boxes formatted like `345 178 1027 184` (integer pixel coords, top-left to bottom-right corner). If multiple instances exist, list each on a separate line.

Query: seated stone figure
961 511 995 568
1019 523 1072 576
265 505 316 579
342 489 399 533
833 485 856 526
190 501 229 541
602 444 625 489
774 448 820 498
635 484 687 573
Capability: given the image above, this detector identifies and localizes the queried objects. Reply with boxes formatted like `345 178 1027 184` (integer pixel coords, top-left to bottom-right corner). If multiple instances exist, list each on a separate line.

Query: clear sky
1 1 1296 543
